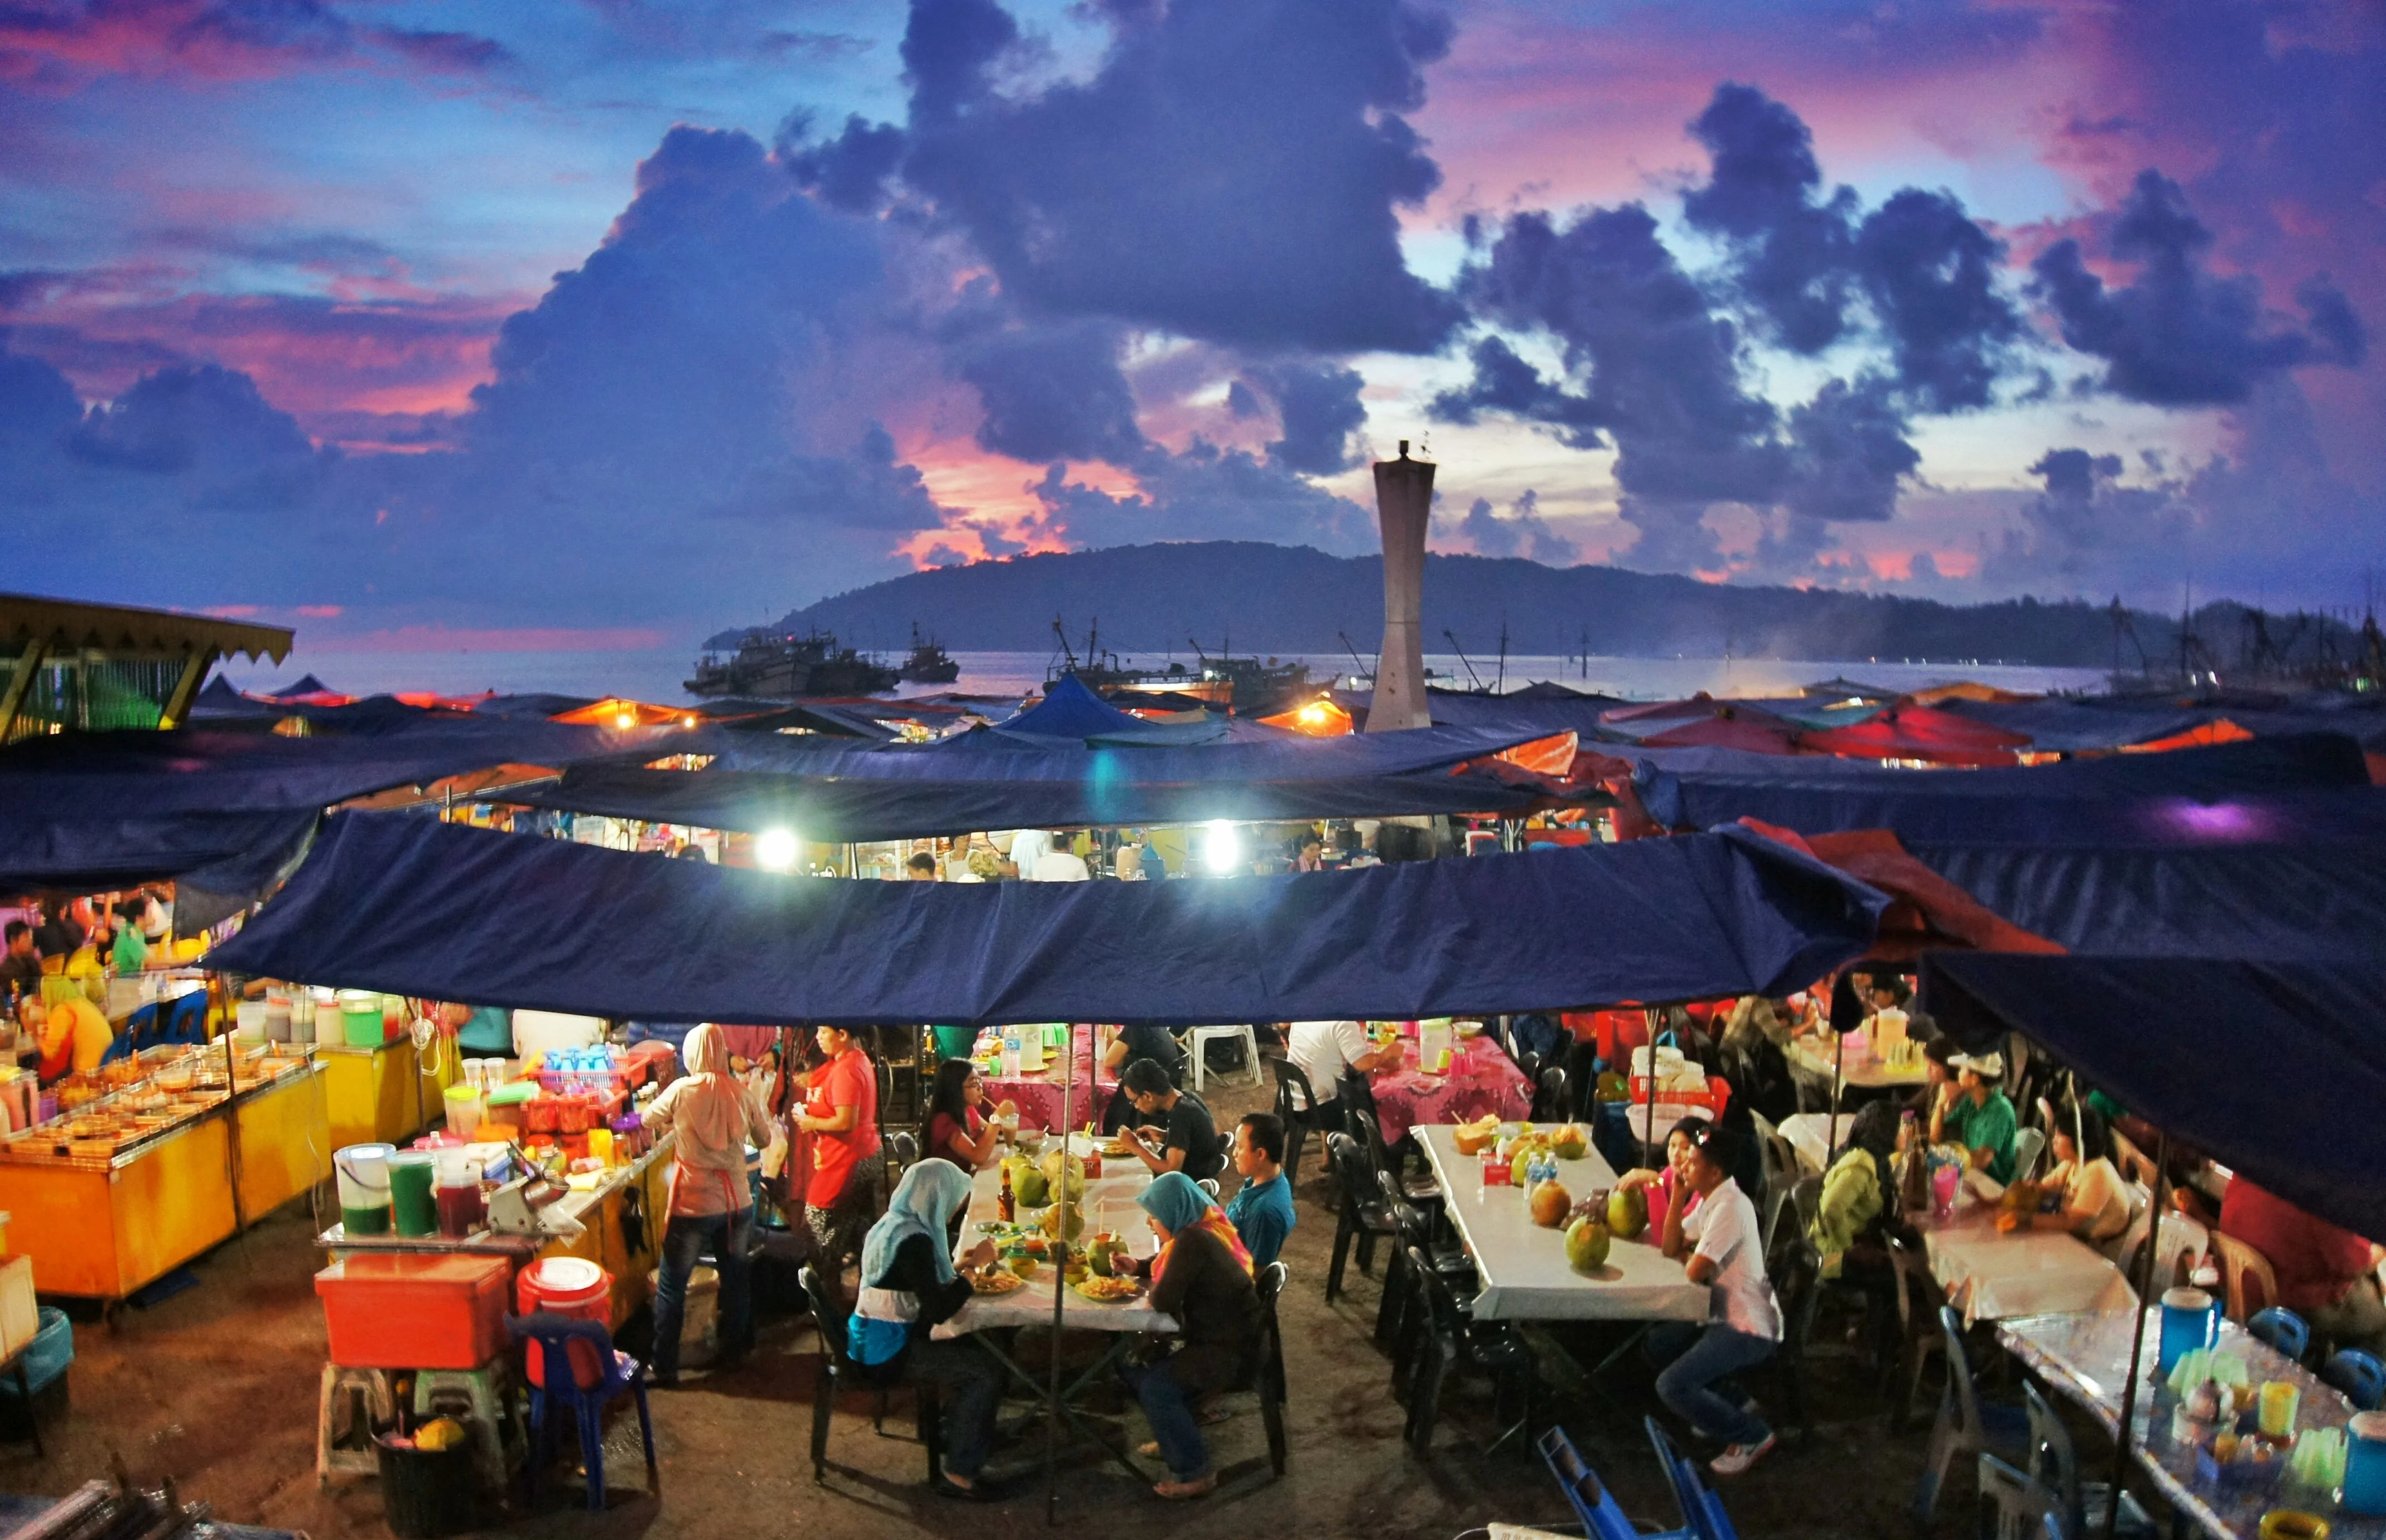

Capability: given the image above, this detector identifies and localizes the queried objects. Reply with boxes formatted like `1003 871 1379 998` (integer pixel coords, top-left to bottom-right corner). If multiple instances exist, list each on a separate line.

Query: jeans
1645 1320 1776 1447
650 1206 754 1380
907 1339 1005 1479
1121 1354 1209 1481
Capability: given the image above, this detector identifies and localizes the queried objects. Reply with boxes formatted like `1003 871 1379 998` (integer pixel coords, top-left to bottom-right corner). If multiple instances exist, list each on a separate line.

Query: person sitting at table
641 1023 778 1384
926 1058 999 1171
1931 1050 2019 1184
1648 1121 1781 1476
796 1025 883 1290
905 851 939 881
1615 1115 1712 1235
1117 1171 1260 1500
1281 1018 1402 1129
1116 1060 1226 1181
2220 1177 2386 1358
1101 1022 1188 1132
1224 1112 1295 1267
1901 1035 1956 1127
2001 1100 2132 1254
32 897 84 964
849 1158 1011 1502
1 921 41 995
1810 1100 1900 1278
21 994 115 1082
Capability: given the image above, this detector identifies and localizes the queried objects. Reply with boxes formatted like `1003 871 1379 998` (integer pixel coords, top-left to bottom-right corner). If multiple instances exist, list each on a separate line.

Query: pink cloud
295 604 342 617
0 0 512 90
305 625 670 654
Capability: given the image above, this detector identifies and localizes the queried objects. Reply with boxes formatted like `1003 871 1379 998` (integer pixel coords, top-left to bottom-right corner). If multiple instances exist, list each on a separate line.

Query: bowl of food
1071 1275 1139 1303
971 1266 1025 1296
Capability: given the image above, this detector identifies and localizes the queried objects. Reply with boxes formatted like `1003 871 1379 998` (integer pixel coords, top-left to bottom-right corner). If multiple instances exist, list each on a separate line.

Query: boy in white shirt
1647 1121 1782 1475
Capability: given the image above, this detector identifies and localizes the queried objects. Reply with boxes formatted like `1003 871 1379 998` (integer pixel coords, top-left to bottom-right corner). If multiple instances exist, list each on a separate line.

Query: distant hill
724 542 2182 668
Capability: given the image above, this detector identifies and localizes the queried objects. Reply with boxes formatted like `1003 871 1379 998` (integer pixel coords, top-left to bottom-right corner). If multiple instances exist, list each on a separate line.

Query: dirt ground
0 1068 1979 1538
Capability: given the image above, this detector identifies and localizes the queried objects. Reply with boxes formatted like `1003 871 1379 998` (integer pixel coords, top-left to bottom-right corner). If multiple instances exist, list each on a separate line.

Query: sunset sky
3 0 2379 656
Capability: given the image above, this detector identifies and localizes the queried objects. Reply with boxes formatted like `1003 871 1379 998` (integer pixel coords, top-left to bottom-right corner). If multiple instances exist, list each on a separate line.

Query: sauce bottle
998 1162 1016 1223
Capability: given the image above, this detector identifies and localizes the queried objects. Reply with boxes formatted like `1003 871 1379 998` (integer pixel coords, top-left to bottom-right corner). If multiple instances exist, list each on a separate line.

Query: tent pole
1048 1025 1072 1525
1826 1030 1845 1167
2105 1129 2170 1540
1641 1007 1660 1162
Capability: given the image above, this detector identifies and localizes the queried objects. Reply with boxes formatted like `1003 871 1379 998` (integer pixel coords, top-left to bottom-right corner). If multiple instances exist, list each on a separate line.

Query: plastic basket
0 1307 72 1397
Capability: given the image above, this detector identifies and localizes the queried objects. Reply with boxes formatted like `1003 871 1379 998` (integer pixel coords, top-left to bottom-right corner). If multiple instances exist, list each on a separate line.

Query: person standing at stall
797 1024 883 1288
1 922 40 995
20 995 115 1082
640 1023 778 1384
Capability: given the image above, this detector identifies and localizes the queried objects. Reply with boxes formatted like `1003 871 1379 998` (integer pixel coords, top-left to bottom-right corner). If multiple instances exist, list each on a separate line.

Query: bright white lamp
755 828 801 873
1203 819 1241 876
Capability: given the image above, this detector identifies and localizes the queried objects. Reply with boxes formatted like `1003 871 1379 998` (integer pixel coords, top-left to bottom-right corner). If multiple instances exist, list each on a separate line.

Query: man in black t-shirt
1116 1060 1225 1180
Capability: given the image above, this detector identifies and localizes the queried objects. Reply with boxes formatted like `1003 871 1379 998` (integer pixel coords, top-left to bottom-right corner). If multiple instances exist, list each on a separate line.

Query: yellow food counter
317 1034 457 1150
0 1056 327 1301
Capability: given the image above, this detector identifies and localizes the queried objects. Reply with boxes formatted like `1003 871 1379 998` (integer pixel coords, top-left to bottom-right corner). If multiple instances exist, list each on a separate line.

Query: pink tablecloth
1368 1036 1531 1145
980 1026 1115 1135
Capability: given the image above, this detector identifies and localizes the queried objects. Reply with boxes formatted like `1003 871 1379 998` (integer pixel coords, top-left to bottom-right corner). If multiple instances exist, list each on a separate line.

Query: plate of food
971 1267 1026 1296
1071 1275 1140 1304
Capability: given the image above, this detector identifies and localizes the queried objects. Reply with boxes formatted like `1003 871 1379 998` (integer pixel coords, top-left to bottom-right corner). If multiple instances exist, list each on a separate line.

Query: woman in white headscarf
851 1158 1010 1501
640 1024 778 1384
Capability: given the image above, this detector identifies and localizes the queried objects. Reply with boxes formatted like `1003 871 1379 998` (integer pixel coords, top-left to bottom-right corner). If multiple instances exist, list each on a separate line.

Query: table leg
968 1333 1147 1484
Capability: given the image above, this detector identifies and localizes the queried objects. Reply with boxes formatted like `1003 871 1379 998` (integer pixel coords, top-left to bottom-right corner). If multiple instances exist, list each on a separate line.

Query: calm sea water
215 647 2110 704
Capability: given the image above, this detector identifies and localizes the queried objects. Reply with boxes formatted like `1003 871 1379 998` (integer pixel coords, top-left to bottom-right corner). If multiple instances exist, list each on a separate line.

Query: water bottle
1001 1025 1021 1078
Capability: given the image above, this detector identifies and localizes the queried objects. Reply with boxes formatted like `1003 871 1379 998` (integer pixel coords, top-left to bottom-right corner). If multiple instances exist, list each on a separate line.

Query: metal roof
0 593 293 663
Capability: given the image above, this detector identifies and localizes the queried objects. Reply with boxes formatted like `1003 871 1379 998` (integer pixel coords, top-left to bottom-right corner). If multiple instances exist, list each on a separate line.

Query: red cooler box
316 1254 510 1369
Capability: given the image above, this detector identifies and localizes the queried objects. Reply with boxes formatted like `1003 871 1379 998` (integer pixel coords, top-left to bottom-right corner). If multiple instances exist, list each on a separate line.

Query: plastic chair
1913 1305 2031 1525
1351 1107 1438 1206
2209 1232 2278 1322
797 1264 941 1485
2248 1307 2311 1364
2023 1379 2155 1538
2322 1349 2386 1411
1976 1453 2067 1540
1404 1244 1537 1454
1323 1132 1395 1304
1188 1024 1260 1091
1271 1058 1322 1187
1538 1425 1685 1540
508 1312 657 1512
1756 1133 1800 1261
1644 1416 1741 1540
1380 1169 1476 1378
1241 1261 1290 1475
2008 1128 2046 1185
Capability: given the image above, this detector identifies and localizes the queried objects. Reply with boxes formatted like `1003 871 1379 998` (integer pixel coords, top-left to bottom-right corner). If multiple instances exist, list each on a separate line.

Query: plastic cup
2260 1379 2302 1439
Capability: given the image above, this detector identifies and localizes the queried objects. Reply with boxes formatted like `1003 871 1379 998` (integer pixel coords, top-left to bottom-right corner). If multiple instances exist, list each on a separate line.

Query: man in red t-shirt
2218 1178 2386 1355
796 1025 883 1286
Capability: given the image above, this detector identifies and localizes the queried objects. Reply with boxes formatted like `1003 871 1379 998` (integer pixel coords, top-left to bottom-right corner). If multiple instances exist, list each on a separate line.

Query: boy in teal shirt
1933 1050 2019 1184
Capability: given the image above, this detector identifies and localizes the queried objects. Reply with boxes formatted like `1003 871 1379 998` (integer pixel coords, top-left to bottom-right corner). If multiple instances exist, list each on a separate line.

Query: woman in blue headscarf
850 1158 1010 1501
1118 1171 1261 1500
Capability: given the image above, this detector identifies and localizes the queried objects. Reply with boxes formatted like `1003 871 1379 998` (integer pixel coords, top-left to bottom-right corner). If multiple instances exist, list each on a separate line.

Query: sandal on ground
934 1474 1008 1503
1152 1474 1217 1500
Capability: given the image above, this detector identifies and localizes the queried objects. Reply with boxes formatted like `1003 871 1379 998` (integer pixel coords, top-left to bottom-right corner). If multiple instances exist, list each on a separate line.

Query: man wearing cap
1931 1050 2019 1184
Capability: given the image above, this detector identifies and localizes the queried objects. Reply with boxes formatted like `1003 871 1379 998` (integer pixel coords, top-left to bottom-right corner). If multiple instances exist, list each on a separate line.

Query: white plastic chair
1188 1024 1261 1091
2009 1127 2046 1184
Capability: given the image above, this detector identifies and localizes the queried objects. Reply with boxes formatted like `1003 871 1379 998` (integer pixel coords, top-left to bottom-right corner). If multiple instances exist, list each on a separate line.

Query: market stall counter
0 1044 324 1300
319 1034 454 1151
317 1134 674 1332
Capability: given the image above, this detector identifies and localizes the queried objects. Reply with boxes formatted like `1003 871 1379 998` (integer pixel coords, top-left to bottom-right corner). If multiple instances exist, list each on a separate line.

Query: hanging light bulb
1203 819 1241 876
755 828 801 872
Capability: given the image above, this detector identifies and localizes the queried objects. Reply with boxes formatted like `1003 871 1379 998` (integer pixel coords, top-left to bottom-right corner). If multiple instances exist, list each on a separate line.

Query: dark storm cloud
1981 444 2190 590
1780 376 1919 527
1034 444 1373 553
946 307 1147 465
1681 82 1857 355
0 346 81 441
2031 170 2364 407
1428 336 1604 450
1247 361 1368 475
1853 189 2020 413
1456 490 1576 564
865 0 1461 353
67 363 319 484
779 112 906 215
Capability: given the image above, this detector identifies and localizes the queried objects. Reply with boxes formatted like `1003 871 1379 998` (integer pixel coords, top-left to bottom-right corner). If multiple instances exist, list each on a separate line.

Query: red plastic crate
315 1254 510 1369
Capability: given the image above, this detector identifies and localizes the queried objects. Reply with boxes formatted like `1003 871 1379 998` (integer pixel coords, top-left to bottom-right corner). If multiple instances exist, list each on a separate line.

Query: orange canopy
1256 696 1354 736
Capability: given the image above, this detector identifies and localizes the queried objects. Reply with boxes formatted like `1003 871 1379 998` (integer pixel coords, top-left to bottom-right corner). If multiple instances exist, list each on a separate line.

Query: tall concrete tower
1367 440 1434 733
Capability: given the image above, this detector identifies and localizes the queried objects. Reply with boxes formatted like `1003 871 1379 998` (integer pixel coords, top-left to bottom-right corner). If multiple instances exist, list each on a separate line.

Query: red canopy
1638 712 1803 755
1797 702 2031 766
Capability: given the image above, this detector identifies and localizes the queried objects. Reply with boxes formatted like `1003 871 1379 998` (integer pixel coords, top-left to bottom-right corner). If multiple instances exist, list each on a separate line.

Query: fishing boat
685 629 898 698
1043 620 1310 714
896 624 960 684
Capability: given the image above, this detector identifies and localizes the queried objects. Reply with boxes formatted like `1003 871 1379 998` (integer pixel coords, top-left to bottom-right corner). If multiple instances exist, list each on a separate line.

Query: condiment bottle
998 1162 1016 1223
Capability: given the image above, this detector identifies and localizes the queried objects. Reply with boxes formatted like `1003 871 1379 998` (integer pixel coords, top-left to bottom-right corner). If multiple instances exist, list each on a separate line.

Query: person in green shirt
109 896 151 977
1931 1050 2019 1184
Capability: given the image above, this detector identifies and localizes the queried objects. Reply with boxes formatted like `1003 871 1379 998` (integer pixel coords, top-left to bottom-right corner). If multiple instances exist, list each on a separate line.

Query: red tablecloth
1368 1035 1531 1145
980 1026 1115 1135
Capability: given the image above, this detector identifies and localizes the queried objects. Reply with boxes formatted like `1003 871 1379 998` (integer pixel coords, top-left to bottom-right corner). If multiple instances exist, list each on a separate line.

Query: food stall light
755 828 802 873
682 714 697 728
1203 819 1241 876
614 706 637 730
1298 701 1327 726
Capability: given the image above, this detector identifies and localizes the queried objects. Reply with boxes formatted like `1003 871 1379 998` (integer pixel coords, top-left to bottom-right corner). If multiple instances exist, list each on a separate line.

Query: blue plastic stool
1646 1417 1743 1540
2322 1349 2386 1411
2249 1307 2311 1364
1538 1425 1686 1540
509 1313 658 1511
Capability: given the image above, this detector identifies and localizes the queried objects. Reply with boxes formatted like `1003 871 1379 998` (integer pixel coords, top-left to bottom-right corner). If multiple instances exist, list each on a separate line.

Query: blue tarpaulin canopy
976 674 1226 747
204 810 1890 1028
1919 817 2386 1243
1623 733 2371 844
0 721 685 898
505 722 1563 838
